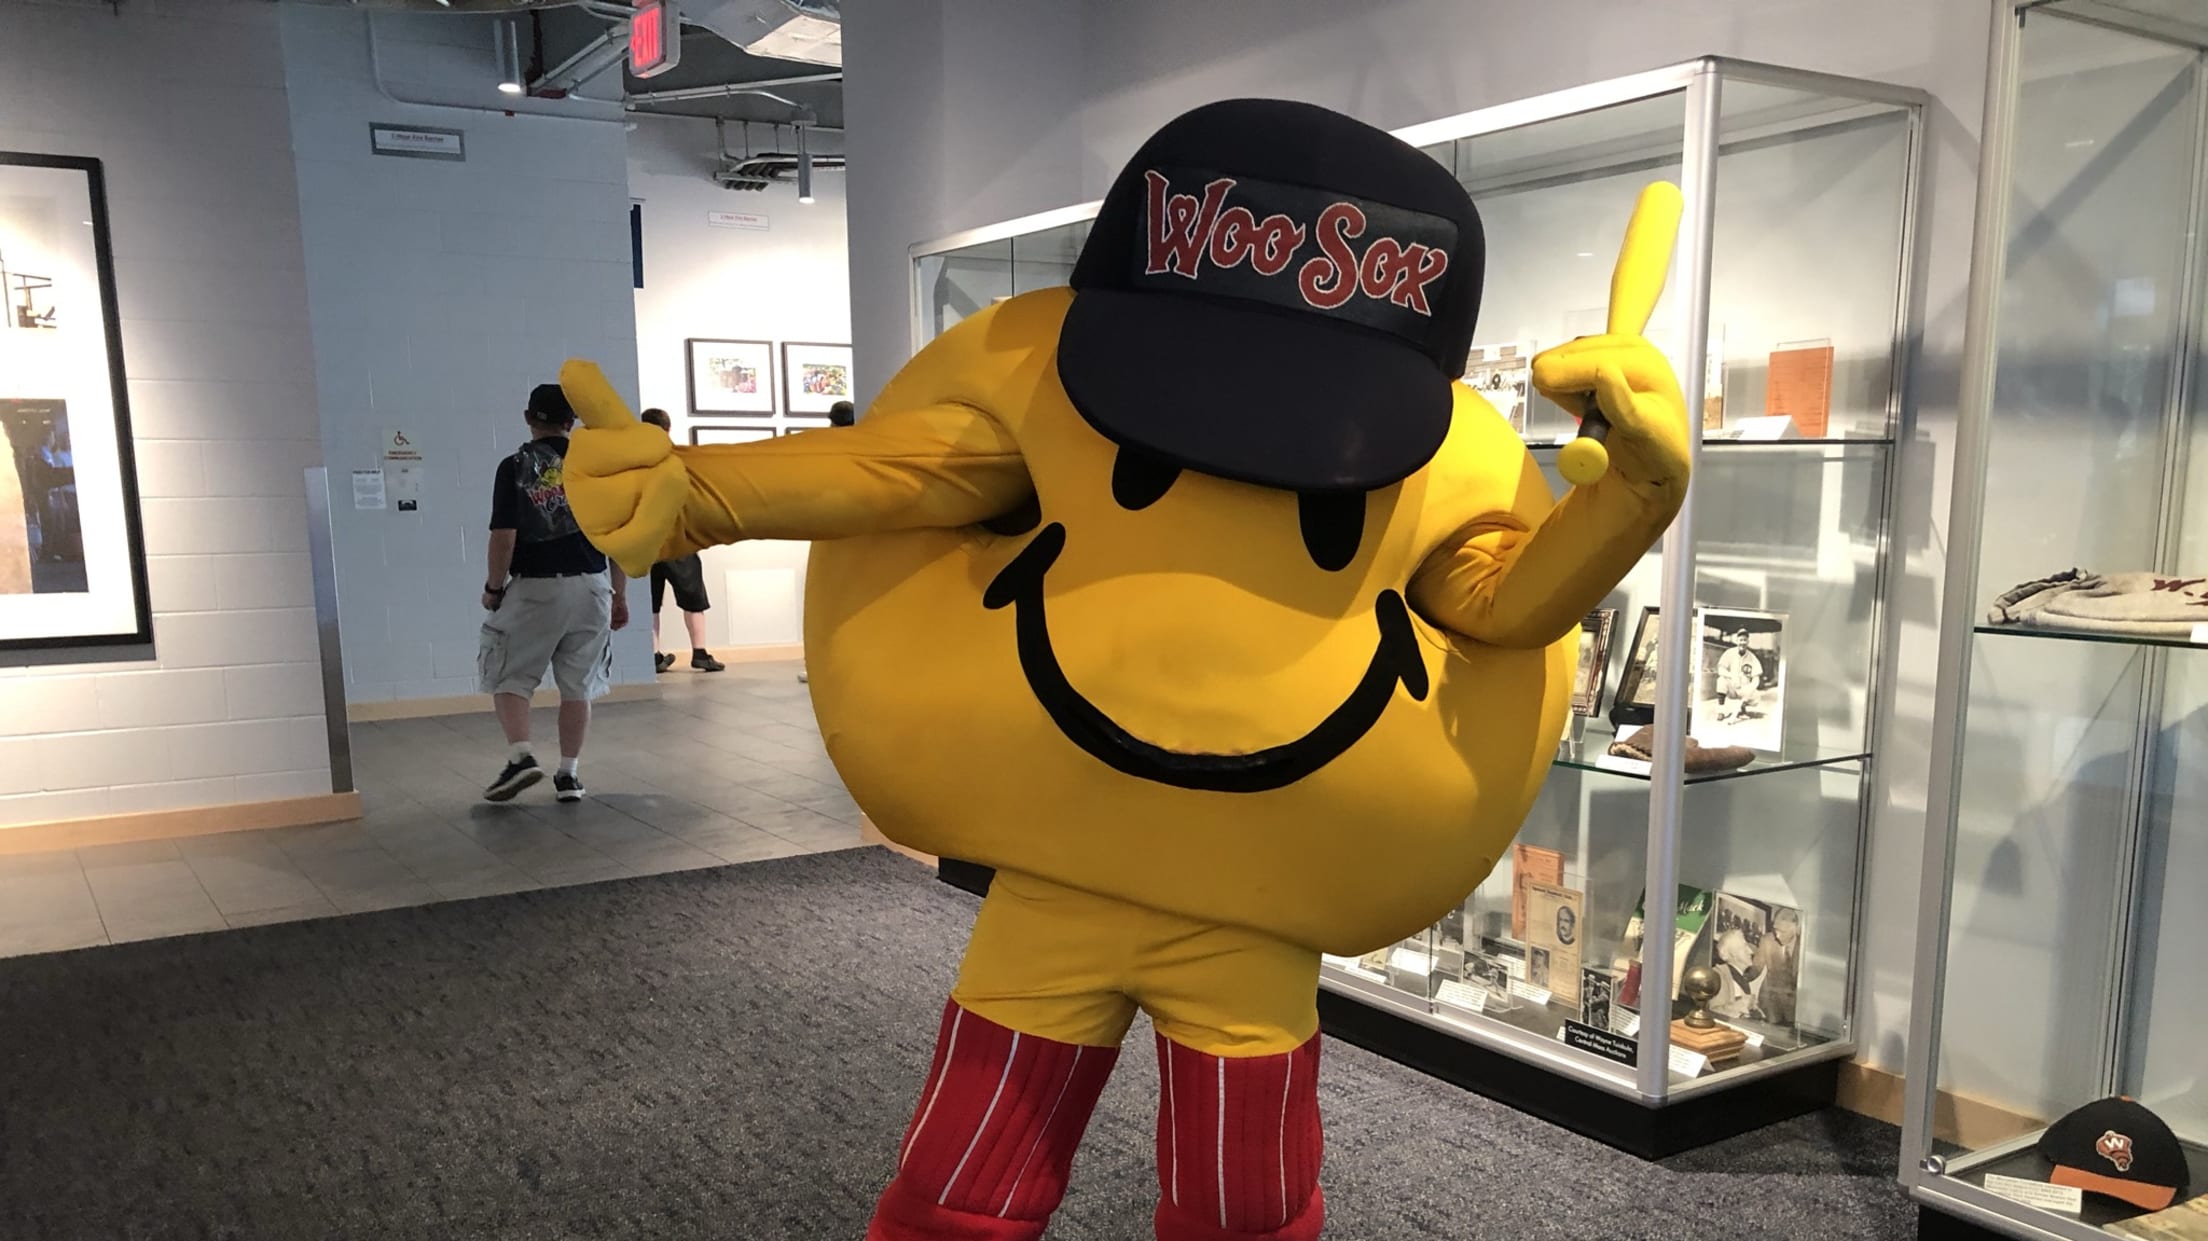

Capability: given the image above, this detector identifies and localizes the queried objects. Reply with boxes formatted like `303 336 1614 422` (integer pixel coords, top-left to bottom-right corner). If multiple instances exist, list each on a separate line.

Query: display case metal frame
1901 1 2208 1237
1352 58 1925 1144
906 55 1928 1156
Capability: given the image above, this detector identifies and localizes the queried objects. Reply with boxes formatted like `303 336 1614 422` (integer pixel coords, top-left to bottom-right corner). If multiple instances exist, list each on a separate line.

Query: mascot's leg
1152 1034 1323 1241
868 871 1138 1241
1135 920 1326 1241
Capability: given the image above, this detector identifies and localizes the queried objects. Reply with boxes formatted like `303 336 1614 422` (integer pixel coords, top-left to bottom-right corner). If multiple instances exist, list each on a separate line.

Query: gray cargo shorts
478 574 614 701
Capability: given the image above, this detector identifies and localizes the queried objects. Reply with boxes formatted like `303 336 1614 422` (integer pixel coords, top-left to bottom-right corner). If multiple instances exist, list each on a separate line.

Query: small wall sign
370 124 466 161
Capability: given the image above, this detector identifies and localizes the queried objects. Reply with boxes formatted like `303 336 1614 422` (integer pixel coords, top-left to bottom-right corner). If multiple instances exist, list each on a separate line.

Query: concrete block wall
280 6 648 705
0 0 331 827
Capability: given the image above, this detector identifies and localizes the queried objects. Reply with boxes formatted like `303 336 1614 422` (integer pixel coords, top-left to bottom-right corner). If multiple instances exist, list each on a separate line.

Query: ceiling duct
683 0 842 68
713 150 846 192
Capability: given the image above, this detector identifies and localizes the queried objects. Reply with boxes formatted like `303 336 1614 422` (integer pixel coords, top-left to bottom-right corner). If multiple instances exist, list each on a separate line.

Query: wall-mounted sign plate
369 124 465 162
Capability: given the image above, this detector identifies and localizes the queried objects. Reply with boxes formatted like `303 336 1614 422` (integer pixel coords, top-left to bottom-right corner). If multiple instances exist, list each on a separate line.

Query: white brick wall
0 0 332 829
280 6 649 705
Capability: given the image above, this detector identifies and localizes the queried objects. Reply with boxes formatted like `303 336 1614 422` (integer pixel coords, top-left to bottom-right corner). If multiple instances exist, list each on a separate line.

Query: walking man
637 408 724 674
480 383 628 802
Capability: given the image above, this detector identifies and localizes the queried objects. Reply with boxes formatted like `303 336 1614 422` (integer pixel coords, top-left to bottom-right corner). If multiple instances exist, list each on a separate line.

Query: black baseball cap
526 383 575 424
2038 1096 2188 1211
1057 98 1483 494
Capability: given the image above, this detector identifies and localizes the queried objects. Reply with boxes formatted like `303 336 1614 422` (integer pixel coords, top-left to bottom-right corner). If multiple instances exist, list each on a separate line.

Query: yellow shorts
951 869 1320 1057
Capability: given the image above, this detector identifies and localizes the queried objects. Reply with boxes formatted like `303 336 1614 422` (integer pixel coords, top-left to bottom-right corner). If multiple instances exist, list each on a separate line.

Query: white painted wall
0 0 331 826
841 0 1999 1076
280 5 649 704
627 113 851 651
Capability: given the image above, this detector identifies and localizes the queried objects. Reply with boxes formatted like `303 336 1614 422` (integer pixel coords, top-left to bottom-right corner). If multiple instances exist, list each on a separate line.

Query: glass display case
908 57 1926 1155
1905 4 2208 1238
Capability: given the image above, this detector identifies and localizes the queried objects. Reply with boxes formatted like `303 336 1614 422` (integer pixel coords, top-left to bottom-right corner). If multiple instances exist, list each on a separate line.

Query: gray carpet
0 848 1913 1240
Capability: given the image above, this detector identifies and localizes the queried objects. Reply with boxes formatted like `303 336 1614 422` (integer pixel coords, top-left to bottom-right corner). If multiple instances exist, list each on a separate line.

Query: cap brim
2049 1166 2179 1212
1056 289 1451 493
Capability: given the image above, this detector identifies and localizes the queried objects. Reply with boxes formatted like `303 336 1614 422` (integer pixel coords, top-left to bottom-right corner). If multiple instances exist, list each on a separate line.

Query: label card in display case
1981 1176 2082 1216
1560 1020 1637 1067
1666 1046 1709 1078
0 151 152 652
1435 980 1487 1014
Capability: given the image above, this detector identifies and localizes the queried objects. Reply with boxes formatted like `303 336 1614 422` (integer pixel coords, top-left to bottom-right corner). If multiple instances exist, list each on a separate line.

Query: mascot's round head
1060 98 1486 493
808 99 1566 954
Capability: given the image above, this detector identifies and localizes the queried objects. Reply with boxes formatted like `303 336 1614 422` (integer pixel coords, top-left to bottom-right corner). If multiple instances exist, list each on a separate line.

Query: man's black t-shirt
489 436 607 578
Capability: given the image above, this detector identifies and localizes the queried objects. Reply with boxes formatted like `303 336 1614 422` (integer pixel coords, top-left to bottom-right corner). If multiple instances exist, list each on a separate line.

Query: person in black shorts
638 408 725 674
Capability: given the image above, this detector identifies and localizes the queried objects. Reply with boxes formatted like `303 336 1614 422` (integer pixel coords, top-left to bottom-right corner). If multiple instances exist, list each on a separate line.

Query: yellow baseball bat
1556 181 1684 487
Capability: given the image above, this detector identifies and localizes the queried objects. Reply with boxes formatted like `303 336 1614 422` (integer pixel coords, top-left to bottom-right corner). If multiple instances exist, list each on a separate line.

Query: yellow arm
663 406 1028 555
1409 182 1693 647
560 304 1035 575
1408 439 1682 648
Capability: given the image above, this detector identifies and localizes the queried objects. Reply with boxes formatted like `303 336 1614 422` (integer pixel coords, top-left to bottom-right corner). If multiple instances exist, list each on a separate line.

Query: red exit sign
629 1 680 78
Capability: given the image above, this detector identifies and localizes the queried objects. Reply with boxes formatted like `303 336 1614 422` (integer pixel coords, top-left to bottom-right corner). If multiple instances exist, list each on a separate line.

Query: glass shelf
1553 727 1869 784
1975 622 2208 652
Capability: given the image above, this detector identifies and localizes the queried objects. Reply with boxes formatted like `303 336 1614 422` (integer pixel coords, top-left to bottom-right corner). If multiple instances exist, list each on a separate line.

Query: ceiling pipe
796 123 813 203
364 10 626 122
623 69 840 103
533 20 630 92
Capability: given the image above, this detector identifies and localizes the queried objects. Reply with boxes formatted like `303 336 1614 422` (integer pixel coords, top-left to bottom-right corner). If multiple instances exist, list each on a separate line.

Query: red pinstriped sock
1153 1033 1323 1241
869 1000 1119 1241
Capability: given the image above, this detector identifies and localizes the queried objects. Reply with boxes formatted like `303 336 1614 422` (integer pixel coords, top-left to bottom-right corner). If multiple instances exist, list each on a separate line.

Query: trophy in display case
1670 965 1748 1062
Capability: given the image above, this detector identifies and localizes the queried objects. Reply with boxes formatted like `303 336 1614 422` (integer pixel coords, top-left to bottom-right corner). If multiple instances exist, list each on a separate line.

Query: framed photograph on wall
689 425 777 446
1607 606 1660 730
1694 606 1787 753
1572 608 1617 717
686 338 775 416
782 341 854 415
0 152 151 652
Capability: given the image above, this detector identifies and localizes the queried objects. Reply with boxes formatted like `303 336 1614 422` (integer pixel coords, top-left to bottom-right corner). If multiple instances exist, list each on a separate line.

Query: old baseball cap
526 383 575 424
1058 98 1483 494
2039 1096 2189 1211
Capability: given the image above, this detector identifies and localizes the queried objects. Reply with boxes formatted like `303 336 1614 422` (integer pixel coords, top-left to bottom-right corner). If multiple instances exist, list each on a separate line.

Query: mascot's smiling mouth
983 522 1430 793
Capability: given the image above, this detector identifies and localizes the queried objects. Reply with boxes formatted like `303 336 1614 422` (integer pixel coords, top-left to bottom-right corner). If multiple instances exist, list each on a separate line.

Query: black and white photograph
685 338 776 416
1607 606 1661 729
1705 892 1803 1027
1580 967 1617 1031
1573 607 1617 716
0 152 150 651
1754 903 1801 1028
1694 607 1787 753
1463 951 1518 1009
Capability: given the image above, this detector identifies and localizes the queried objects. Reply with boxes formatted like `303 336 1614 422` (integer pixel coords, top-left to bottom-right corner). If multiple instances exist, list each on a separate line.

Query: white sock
508 742 533 763
558 756 580 777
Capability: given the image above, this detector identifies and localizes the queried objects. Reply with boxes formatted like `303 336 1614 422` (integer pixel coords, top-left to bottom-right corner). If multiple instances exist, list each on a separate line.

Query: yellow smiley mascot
560 100 1688 1241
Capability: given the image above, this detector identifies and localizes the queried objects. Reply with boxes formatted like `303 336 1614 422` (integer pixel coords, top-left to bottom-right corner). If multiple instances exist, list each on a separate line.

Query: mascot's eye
1111 446 1182 511
1298 491 1364 572
981 491 1043 536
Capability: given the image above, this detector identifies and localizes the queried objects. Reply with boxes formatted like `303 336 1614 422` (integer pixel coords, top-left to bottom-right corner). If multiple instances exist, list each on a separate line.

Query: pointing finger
559 358 638 431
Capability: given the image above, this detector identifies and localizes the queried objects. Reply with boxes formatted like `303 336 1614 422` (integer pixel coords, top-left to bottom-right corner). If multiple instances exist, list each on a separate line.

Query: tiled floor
0 661 869 959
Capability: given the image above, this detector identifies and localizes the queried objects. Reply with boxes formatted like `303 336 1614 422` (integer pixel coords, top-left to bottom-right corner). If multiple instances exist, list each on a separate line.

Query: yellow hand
1532 334 1690 493
558 359 689 577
